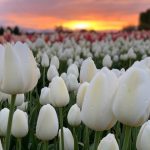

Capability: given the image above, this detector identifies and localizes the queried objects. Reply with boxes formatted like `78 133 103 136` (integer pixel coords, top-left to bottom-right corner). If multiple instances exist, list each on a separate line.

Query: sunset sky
0 0 150 31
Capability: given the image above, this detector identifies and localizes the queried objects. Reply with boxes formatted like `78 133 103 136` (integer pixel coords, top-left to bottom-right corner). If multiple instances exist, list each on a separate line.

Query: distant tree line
139 9 150 30
0 26 21 35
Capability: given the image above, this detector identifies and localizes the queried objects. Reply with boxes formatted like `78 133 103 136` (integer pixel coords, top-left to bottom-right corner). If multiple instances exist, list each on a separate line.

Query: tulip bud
0 139 3 150
67 64 79 78
102 55 112 68
0 108 9 136
0 42 38 94
50 56 59 69
80 57 97 83
136 120 150 150
81 69 117 131
15 94 25 106
39 87 51 105
97 133 119 150
67 104 81 126
50 77 69 107
47 65 59 81
36 104 59 141
17 102 28 111
76 82 89 109
36 67 41 79
11 109 28 138
41 52 49 67
67 74 79 91
59 127 74 150
0 91 10 102
113 67 150 126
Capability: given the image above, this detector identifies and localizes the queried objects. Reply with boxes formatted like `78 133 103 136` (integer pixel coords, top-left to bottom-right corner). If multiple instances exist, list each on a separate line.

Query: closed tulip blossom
50 56 59 69
113 67 150 126
67 104 81 126
47 65 59 81
76 82 89 109
39 87 51 105
80 57 97 83
36 104 59 141
50 77 69 107
59 127 74 150
81 68 118 131
102 55 112 68
97 133 119 150
11 109 28 138
41 52 49 67
0 108 9 136
0 42 39 94
67 64 79 78
136 120 150 150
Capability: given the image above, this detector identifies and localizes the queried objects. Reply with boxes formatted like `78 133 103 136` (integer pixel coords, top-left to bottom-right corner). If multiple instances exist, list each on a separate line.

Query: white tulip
36 104 59 141
50 77 69 107
50 56 59 69
0 42 38 94
15 94 24 106
67 74 79 91
41 52 49 67
76 82 89 109
67 104 81 126
39 87 51 105
17 102 28 111
102 55 112 68
11 109 28 138
0 139 3 150
0 108 9 136
81 69 117 131
113 67 150 126
47 65 59 81
80 57 97 83
59 127 74 150
97 133 119 150
67 64 79 78
136 120 150 150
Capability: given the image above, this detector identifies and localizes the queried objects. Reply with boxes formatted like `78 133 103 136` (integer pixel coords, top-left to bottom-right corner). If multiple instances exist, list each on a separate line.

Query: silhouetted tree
139 9 150 30
13 26 21 35
0 27 4 35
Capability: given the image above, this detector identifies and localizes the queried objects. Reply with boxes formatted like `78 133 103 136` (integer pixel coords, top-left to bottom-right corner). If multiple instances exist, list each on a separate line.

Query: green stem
17 138 21 150
73 127 78 150
122 125 132 150
4 94 16 150
59 108 64 150
83 126 89 150
93 131 101 150
43 141 48 150
43 67 46 87
54 137 57 150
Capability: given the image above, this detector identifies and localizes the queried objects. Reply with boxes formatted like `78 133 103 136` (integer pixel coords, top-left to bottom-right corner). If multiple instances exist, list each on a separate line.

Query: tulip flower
50 76 69 107
0 108 9 136
136 120 150 150
39 87 51 105
67 64 79 78
0 42 38 94
113 67 150 126
41 52 49 67
0 139 3 150
47 65 59 81
17 102 28 111
81 69 117 131
50 56 59 69
36 104 58 141
67 104 81 127
97 133 119 150
76 82 89 109
58 127 74 150
102 55 112 68
80 57 97 83
11 109 28 138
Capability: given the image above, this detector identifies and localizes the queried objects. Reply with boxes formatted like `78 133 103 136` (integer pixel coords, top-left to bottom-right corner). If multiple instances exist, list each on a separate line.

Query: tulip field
0 30 150 150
